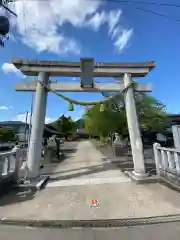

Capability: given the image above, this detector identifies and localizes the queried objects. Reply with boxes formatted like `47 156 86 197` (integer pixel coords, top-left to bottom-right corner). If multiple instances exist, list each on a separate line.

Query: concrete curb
1 215 180 229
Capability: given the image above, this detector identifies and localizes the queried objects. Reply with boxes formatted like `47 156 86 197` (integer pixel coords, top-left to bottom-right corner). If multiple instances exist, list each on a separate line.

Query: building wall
15 125 29 141
0 123 28 141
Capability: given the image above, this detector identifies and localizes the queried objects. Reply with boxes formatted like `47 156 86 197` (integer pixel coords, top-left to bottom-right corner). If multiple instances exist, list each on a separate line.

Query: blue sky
0 0 180 123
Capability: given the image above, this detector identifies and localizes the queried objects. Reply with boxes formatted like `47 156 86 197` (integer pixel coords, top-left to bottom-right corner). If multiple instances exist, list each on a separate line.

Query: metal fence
153 143 180 187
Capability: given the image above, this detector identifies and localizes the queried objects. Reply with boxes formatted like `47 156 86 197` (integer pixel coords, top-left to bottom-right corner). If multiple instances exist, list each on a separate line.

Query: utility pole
24 111 28 142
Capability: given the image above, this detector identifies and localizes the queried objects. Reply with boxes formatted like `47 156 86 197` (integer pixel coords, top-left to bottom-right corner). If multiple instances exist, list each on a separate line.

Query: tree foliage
135 93 169 133
52 115 77 138
0 127 15 142
84 92 169 140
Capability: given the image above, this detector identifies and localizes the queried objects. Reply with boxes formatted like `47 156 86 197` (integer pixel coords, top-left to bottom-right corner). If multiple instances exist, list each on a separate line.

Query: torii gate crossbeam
12 58 156 181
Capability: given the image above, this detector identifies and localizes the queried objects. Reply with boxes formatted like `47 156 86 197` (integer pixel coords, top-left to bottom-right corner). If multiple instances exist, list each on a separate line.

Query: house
0 121 64 142
0 121 29 141
163 114 180 146
142 114 180 147
167 114 180 127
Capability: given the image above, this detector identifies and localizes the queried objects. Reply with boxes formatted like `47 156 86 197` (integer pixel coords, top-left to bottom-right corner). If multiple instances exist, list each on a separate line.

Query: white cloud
8 0 101 55
108 10 122 34
0 106 10 110
2 63 25 78
2 63 19 73
86 11 107 31
85 9 122 35
45 117 56 124
72 77 79 81
114 29 133 52
85 9 132 52
12 113 31 123
7 0 133 54
12 113 56 124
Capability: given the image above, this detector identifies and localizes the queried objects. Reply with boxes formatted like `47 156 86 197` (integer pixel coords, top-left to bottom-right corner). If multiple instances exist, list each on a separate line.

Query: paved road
1 222 180 239
47 140 130 187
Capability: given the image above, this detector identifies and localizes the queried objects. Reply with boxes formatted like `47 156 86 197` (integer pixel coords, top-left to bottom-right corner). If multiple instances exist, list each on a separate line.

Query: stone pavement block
1 182 180 221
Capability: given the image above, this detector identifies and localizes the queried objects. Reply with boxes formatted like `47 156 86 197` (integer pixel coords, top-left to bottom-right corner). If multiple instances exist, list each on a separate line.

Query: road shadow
93 142 156 175
48 156 156 182
46 141 156 182
0 186 37 206
40 144 78 174
61 148 77 154
41 148 77 175
48 156 136 182
112 159 156 174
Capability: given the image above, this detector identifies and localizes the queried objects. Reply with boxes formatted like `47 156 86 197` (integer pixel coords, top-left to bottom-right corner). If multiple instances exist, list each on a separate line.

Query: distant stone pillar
12 145 21 183
123 73 146 178
27 72 49 178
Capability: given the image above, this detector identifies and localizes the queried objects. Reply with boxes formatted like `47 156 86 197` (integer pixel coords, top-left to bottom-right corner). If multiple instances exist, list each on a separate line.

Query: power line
6 0 180 8
92 0 180 22
0 1 17 16
135 7 180 22
3 0 180 23
95 0 180 8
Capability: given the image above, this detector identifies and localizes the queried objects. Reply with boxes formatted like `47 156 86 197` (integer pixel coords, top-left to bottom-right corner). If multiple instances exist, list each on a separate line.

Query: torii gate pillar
27 72 49 178
123 73 147 178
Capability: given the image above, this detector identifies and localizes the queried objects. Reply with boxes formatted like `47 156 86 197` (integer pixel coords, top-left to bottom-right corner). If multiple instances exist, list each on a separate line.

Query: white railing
0 147 27 184
153 143 180 186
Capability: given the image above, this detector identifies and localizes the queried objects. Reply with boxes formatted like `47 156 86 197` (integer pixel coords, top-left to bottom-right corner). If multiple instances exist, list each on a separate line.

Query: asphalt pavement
0 222 180 240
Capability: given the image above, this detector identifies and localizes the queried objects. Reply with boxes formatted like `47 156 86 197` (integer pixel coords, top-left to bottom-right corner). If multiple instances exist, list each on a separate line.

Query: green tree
85 103 121 140
52 115 77 139
0 127 15 142
84 93 169 140
136 93 169 133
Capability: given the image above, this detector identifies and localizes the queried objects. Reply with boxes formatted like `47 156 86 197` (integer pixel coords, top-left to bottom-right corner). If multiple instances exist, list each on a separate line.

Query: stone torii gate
13 58 155 180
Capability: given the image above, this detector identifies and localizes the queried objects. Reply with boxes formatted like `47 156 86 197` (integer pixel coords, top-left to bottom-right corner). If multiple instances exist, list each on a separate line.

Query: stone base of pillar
14 175 50 190
26 169 39 180
132 170 149 179
125 170 157 184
